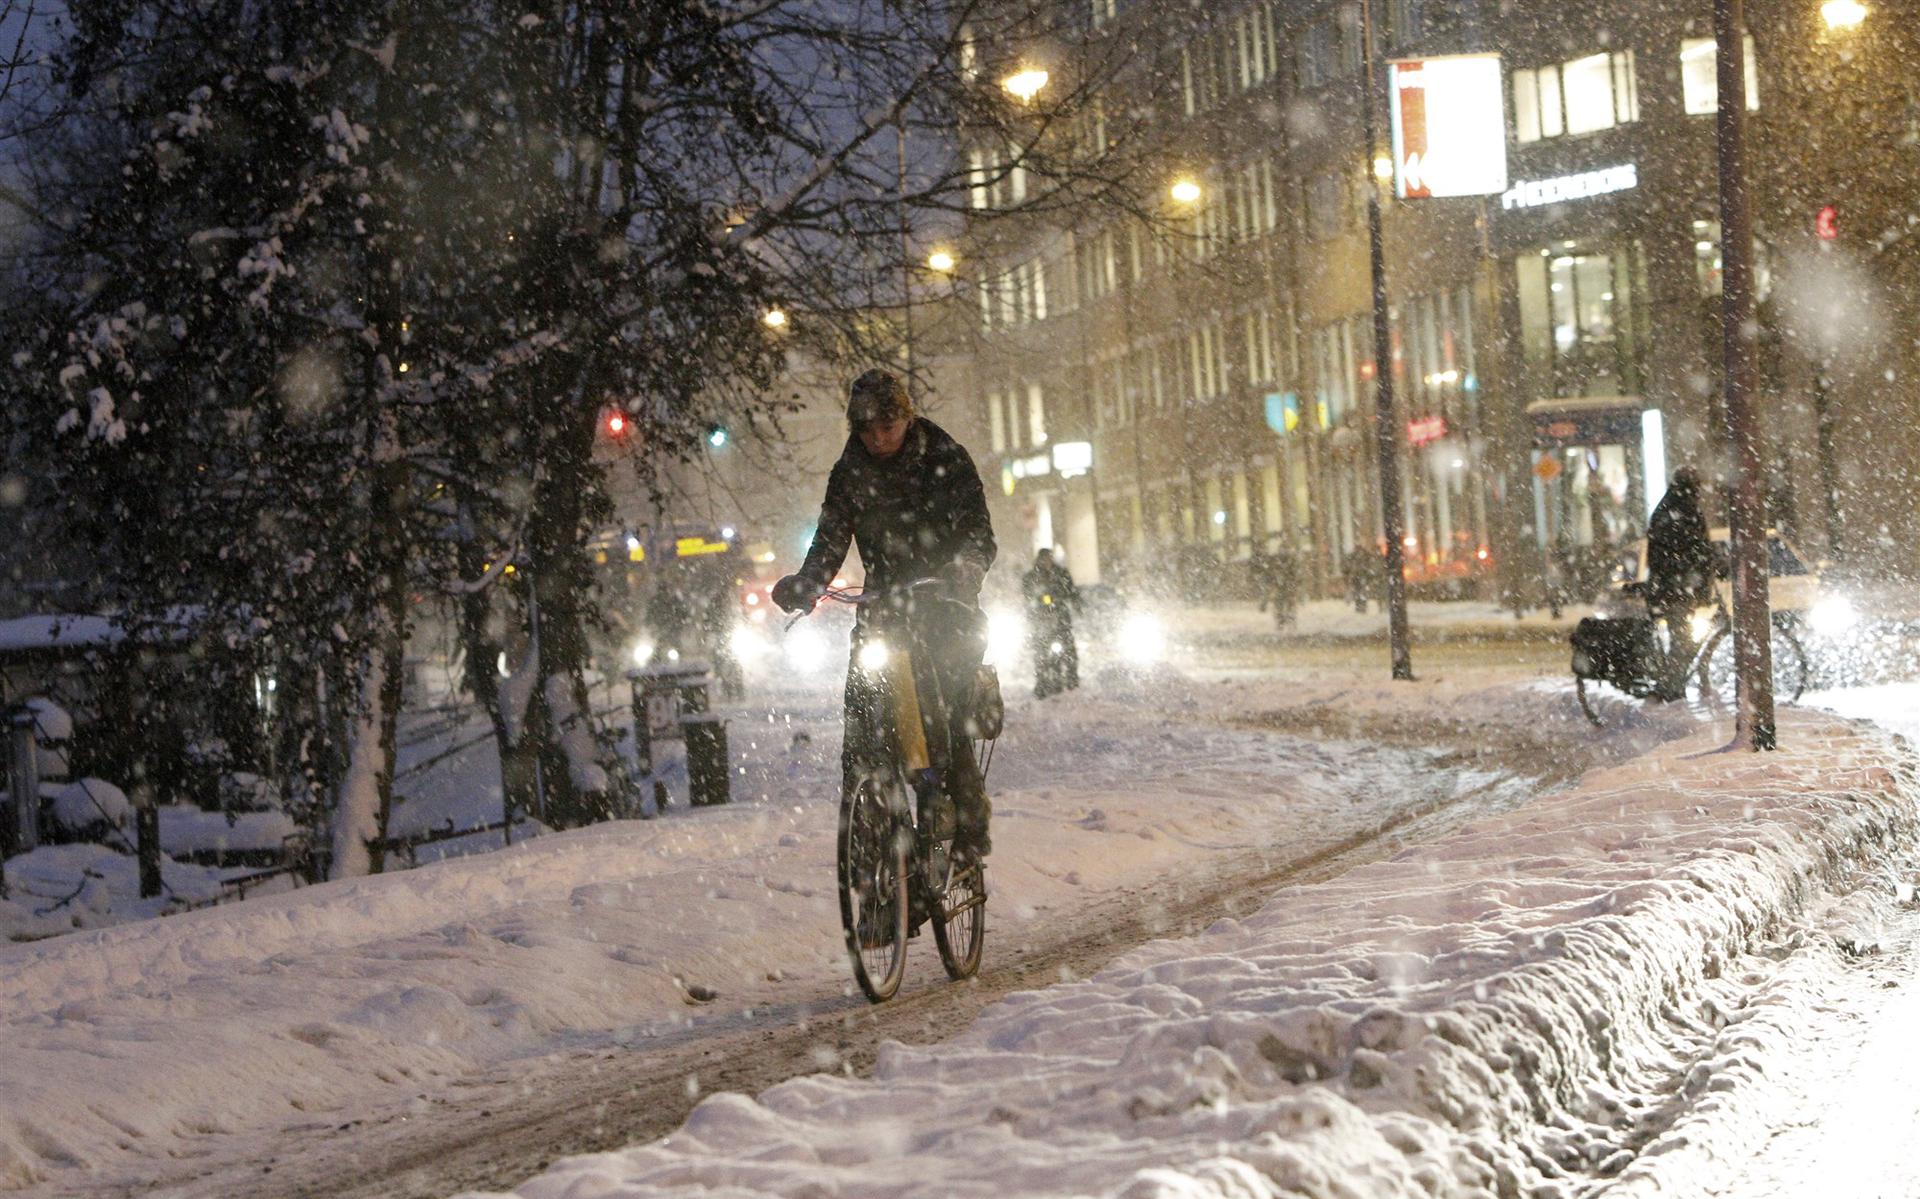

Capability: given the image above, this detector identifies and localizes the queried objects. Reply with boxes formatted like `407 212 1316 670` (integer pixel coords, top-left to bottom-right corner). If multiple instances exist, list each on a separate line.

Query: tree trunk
454 525 539 827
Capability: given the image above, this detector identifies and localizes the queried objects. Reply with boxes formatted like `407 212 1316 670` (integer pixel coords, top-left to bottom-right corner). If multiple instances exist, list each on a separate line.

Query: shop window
1027 382 1047 446
1514 245 1645 399
988 393 1007 453
1680 36 1759 116
1691 219 1772 300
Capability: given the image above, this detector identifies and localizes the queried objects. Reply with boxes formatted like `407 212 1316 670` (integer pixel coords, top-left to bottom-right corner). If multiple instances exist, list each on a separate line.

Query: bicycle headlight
729 624 768 661
857 639 891 672
785 626 829 672
1689 607 1716 643
985 609 1024 667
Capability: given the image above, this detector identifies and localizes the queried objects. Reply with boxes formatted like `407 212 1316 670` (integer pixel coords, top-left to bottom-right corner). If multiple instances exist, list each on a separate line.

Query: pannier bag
1570 616 1659 684
969 664 1005 740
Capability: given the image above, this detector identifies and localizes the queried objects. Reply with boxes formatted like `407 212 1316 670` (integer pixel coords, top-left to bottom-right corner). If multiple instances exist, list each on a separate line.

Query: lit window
1680 37 1760 116
1562 54 1616 134
1513 53 1639 142
1514 69 1540 142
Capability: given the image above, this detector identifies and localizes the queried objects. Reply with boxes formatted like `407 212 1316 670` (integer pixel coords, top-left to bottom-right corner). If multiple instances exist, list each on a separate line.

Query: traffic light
605 410 628 437
706 423 729 449
1816 205 1839 242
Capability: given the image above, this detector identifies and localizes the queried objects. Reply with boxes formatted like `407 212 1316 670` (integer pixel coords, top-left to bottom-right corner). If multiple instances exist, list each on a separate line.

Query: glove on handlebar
771 574 825 614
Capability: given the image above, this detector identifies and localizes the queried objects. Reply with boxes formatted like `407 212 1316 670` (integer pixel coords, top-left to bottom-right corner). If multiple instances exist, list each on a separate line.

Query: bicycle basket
1570 616 1659 685
968 664 1004 740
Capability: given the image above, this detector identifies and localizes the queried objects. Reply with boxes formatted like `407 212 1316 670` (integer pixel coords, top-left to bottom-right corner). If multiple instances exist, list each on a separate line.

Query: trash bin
685 718 730 807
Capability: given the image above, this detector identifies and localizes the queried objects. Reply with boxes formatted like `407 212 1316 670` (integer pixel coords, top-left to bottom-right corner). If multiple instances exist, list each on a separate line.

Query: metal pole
898 120 915 383
1813 358 1842 561
1714 0 1775 749
1360 0 1414 680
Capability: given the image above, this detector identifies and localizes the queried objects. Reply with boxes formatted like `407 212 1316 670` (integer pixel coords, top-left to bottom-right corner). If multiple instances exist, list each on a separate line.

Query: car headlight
1119 613 1166 666
985 609 1025 667
785 625 829 672
729 624 768 661
1810 594 1860 637
631 640 655 668
1688 607 1717 644
857 639 891 672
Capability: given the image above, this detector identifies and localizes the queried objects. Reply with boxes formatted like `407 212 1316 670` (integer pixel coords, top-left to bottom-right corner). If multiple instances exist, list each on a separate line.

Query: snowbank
477 711 1920 1199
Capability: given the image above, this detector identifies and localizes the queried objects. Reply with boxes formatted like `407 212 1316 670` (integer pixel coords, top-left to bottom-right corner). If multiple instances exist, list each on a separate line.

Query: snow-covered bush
47 778 132 839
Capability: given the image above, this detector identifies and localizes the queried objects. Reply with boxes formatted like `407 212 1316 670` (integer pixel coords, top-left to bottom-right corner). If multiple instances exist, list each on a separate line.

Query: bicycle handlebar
783 577 947 631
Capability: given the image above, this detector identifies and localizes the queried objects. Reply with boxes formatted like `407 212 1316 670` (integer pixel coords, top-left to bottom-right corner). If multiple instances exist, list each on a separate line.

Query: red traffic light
1816 205 1839 241
605 411 628 436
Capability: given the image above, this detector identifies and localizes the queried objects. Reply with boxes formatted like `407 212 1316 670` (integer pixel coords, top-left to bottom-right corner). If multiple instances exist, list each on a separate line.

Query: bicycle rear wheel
932 854 986 979
838 769 910 1003
1699 621 1809 707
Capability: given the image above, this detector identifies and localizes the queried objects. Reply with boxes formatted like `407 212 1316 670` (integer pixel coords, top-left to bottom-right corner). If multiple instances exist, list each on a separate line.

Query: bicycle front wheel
838 769 910 1003
932 854 986 980
1698 621 1809 707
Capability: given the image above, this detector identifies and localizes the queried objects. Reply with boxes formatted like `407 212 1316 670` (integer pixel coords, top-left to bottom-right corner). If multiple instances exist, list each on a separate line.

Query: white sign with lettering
1500 164 1638 210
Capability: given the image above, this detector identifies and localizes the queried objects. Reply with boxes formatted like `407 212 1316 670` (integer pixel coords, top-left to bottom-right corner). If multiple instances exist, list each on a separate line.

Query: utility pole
1714 0 1775 749
1359 0 1413 680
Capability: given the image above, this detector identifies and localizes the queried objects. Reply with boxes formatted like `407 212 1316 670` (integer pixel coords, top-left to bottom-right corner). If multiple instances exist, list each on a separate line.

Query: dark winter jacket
1644 480 1715 606
796 418 996 602
1021 560 1079 628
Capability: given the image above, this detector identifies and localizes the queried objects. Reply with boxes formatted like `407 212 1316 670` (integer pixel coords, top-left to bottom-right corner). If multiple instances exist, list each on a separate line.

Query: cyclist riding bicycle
772 369 998 859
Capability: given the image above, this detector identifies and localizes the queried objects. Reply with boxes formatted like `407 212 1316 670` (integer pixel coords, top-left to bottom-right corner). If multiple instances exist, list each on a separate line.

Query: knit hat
847 368 913 426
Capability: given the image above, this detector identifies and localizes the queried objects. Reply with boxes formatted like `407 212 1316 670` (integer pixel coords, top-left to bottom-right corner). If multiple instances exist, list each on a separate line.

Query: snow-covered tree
5 0 1158 868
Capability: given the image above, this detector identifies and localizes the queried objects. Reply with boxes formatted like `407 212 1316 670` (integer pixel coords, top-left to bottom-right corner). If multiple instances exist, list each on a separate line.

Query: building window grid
1514 50 1638 144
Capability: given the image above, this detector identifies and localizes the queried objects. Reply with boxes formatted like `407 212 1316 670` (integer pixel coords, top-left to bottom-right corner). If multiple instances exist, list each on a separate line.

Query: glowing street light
1169 178 1202 205
1373 155 1395 182
926 249 956 273
762 307 788 329
1821 0 1868 30
1001 68 1049 103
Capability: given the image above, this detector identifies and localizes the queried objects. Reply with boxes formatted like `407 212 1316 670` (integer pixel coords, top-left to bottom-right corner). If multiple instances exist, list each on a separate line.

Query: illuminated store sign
1500 164 1638 210
1389 55 1509 200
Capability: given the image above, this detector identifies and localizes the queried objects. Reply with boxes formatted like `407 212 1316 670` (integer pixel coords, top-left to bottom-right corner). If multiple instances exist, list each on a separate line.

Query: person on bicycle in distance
1643 466 1715 700
771 368 998 858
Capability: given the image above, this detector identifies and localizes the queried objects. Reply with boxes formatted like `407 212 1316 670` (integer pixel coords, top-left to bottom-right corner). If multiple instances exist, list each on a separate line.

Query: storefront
1526 397 1664 550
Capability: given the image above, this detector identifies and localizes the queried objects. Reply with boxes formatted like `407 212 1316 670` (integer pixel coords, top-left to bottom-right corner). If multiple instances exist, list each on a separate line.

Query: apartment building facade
951 0 1920 595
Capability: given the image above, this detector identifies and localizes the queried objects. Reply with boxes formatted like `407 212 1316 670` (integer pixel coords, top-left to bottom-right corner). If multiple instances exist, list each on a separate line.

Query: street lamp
1821 0 1868 30
926 249 956 274
762 307 788 329
1169 178 1202 205
1001 68 1050 103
